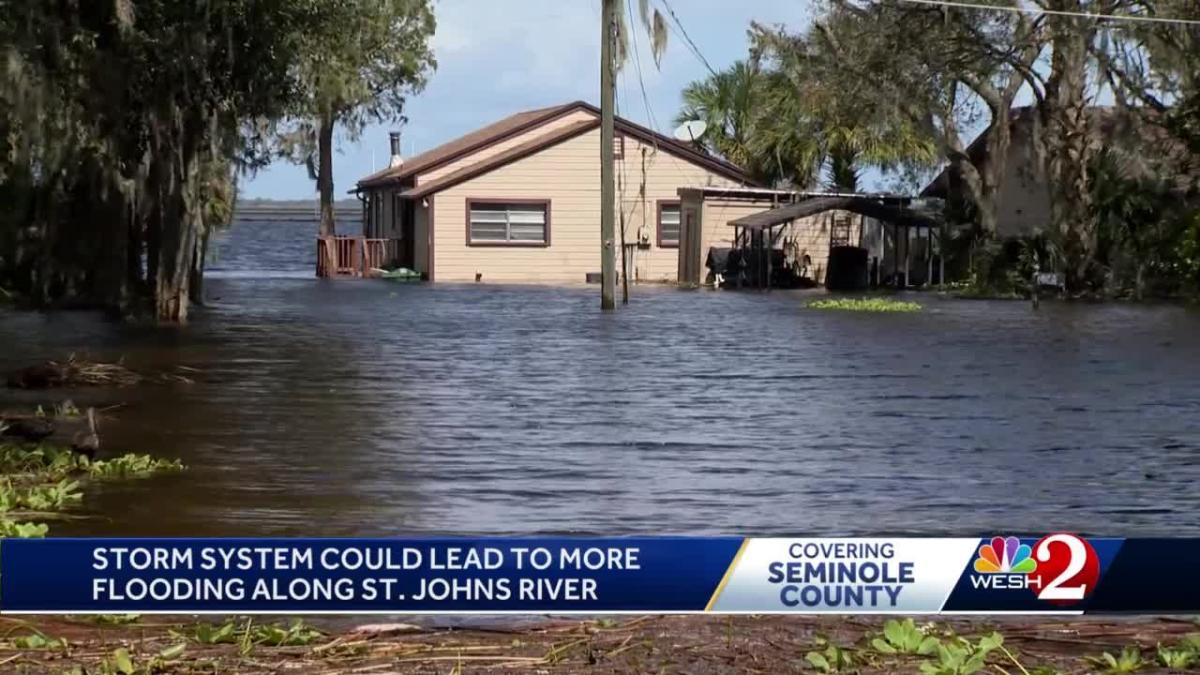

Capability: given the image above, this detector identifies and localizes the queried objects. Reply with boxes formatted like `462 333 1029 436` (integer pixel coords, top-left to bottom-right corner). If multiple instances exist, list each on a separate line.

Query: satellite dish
673 120 708 143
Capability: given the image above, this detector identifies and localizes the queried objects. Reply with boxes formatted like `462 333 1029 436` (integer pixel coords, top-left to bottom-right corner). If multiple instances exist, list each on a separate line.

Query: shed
726 196 942 289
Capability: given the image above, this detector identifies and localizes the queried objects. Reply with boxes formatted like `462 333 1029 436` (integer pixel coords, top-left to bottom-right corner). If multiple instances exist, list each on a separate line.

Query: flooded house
920 106 1197 239
346 100 757 282
339 100 942 288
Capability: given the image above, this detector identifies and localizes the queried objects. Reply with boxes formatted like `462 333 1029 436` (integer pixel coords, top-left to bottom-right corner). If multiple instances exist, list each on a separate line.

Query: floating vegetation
0 443 183 483
0 441 184 537
6 354 198 389
172 618 323 653
805 637 855 672
0 520 48 538
84 644 189 675
871 618 940 655
808 297 923 312
0 478 82 512
1087 647 1147 673
87 453 185 479
7 629 69 651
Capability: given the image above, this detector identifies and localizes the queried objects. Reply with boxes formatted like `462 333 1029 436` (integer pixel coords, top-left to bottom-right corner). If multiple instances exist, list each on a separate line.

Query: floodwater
2 219 1199 538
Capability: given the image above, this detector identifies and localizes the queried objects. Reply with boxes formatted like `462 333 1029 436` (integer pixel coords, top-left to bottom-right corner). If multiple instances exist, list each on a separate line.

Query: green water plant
1087 647 1146 673
0 443 85 477
805 637 855 672
174 618 322 650
90 643 187 675
7 629 68 650
35 478 82 509
86 453 184 479
254 619 323 647
0 520 48 538
89 613 142 626
871 618 940 655
808 297 922 312
920 633 1003 675
0 441 184 539
1157 644 1195 669
178 619 238 645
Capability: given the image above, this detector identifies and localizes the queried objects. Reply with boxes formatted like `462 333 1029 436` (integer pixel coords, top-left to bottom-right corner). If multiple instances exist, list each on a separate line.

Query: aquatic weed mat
1 615 1198 674
6 354 199 389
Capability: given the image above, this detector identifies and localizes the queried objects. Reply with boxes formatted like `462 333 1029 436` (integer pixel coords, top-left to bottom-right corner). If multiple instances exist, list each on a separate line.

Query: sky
240 0 814 200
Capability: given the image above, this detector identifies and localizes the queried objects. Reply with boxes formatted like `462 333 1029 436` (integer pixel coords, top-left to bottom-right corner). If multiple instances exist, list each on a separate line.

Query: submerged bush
808 297 922 312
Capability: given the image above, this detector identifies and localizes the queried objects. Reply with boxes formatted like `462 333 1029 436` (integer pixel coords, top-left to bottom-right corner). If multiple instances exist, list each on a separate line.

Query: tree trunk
318 112 337 237
155 141 200 324
946 108 1011 238
1042 2 1095 293
189 228 209 306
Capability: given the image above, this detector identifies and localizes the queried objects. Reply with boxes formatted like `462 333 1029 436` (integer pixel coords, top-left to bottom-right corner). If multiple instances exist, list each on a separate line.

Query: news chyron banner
0 536 1196 614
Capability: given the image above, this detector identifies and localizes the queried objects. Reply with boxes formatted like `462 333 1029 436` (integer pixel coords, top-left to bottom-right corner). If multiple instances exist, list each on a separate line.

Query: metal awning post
892 222 899 289
765 227 772 291
901 225 909 288
925 226 933 288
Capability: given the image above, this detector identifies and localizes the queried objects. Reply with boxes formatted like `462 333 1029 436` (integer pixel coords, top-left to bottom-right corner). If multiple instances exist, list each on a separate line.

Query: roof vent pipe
388 131 403 169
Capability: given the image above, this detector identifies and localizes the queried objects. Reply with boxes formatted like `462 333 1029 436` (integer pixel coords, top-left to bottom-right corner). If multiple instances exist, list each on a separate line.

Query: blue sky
241 0 814 199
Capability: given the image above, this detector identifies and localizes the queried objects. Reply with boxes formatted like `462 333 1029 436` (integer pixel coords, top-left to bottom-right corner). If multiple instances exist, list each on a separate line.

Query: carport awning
729 196 940 231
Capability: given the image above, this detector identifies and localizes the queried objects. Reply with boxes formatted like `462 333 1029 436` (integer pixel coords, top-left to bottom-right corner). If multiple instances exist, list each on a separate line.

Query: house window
614 135 625 160
657 201 681 248
467 200 550 246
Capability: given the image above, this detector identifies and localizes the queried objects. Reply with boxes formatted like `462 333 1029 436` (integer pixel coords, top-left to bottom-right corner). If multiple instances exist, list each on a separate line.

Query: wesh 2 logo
970 534 1100 603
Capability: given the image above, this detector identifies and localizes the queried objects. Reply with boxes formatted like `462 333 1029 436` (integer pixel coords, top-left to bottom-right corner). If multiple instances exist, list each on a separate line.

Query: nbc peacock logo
968 536 1041 591
974 537 1037 574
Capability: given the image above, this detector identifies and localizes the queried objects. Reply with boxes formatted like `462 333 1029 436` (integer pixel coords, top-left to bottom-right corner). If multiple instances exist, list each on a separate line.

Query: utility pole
599 0 617 310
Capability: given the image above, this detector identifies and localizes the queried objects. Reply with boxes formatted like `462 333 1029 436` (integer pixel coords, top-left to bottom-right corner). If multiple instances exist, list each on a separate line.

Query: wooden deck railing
317 236 403 278
363 238 402 273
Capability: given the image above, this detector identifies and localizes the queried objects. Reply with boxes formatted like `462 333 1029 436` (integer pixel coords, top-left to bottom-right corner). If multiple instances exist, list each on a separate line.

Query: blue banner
0 537 742 613
2 535 1199 614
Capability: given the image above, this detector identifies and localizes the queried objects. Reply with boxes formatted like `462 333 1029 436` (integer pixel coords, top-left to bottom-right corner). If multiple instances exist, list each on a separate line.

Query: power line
657 0 719 76
898 0 1200 26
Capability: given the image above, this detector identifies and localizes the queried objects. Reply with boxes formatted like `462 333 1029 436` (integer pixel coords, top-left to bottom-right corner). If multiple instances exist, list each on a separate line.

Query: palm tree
676 52 937 191
677 62 762 172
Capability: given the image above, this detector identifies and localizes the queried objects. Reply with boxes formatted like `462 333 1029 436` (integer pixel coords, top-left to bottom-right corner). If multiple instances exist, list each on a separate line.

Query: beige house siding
700 199 776 251
428 127 742 283
415 109 597 185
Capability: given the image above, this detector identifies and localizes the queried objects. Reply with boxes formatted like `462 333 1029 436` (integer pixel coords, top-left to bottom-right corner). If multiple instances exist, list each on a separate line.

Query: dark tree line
0 0 435 322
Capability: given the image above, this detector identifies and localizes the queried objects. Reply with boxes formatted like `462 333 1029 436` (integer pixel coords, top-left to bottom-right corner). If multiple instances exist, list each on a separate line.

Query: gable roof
400 119 599 199
355 100 754 193
921 105 1196 198
356 103 569 189
920 107 1038 199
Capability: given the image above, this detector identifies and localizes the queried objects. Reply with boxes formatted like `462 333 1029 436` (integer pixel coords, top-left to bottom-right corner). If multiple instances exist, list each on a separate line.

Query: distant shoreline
234 199 360 223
